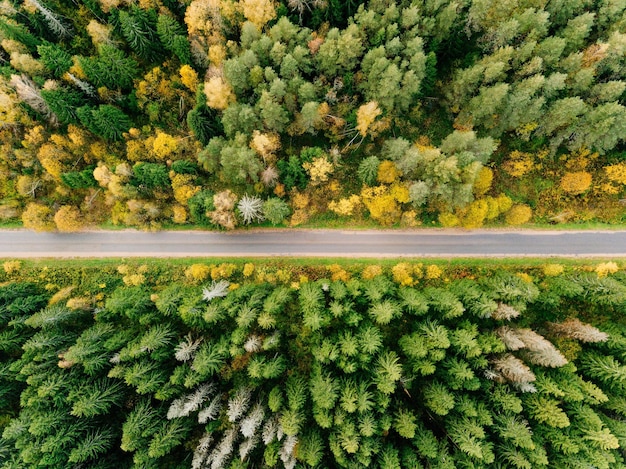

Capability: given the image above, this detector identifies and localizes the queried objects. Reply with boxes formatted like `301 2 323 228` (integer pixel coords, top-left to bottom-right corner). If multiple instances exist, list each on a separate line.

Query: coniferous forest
1 260 626 468
1 0 625 230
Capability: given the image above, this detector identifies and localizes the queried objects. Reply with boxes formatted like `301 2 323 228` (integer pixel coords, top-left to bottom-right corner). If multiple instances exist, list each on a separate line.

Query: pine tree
37 43 72 77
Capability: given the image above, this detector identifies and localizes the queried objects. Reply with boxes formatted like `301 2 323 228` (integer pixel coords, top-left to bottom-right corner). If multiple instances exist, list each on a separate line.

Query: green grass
2 257 619 270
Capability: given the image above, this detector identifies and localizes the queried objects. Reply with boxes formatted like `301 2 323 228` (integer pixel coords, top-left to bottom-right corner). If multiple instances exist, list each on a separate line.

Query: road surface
0 229 625 258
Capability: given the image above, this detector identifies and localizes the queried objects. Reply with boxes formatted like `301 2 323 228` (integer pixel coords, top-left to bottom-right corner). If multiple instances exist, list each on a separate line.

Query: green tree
78 45 138 90
77 105 132 141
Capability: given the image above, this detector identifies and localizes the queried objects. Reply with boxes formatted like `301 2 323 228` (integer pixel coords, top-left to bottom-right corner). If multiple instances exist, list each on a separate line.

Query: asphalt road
0 229 625 258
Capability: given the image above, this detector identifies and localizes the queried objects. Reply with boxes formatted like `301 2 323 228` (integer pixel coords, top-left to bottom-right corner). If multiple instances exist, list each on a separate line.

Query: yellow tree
240 0 276 29
54 205 84 232
22 202 55 231
356 101 382 137
204 76 235 110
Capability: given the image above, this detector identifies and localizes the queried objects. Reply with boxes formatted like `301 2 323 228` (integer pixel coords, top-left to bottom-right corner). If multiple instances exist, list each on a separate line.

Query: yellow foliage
208 44 227 66
605 163 626 185
390 183 409 203
16 175 38 197
66 297 93 311
22 203 54 231
152 132 178 160
240 0 276 29
213 189 237 211
211 263 237 280
425 264 443 280
185 263 211 282
516 273 533 284
171 173 200 205
377 160 400 184
1 39 28 54
392 262 415 287
303 156 333 186
543 264 565 277
400 210 419 227
93 165 113 187
48 286 75 305
328 264 350 282
364 194 400 226
97 0 122 13
243 263 255 277
204 76 235 110
461 199 489 228
274 183 286 197
505 204 533 225
596 262 619 278
502 151 535 178
250 131 280 161
38 143 68 179
172 205 188 224
3 260 21 275
22 125 46 149
86 20 113 46
123 274 145 286
361 264 383 280
560 171 592 195
89 141 109 160
361 185 402 225
10 52 44 75
117 264 129 275
439 212 460 227
291 191 310 210
289 209 309 226
54 205 83 232
564 148 596 171
493 194 513 217
125 139 147 162
356 101 382 137
473 167 493 197
179 65 199 92
67 125 88 149
328 195 361 217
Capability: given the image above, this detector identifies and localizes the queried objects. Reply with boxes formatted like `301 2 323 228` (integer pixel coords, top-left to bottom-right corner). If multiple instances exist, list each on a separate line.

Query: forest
1 258 626 468
0 0 625 230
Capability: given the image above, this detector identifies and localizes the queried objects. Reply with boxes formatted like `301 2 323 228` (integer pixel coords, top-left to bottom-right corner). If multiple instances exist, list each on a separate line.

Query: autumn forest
0 0 625 230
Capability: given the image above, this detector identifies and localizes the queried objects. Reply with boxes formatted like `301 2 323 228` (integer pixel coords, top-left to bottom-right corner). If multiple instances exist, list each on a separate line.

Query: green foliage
77 105 132 141
3 262 626 467
118 7 161 61
132 162 170 190
61 167 97 189
156 14 191 64
37 43 72 77
78 45 138 90
262 197 291 225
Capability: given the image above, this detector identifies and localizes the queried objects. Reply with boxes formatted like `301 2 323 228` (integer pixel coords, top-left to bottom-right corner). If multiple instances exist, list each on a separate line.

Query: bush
262 197 290 225
505 204 533 225
560 171 592 194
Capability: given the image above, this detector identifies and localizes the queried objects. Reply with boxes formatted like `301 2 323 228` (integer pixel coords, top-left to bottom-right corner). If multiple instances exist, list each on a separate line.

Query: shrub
502 151 534 178
54 205 83 232
22 203 55 231
262 198 290 225
362 265 383 280
377 160 400 184
185 264 211 283
505 204 532 225
358 156 380 185
473 167 493 197
542 264 564 277
3 260 22 274
560 171 592 194
595 262 619 278
439 212 460 227
328 195 361 217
